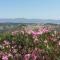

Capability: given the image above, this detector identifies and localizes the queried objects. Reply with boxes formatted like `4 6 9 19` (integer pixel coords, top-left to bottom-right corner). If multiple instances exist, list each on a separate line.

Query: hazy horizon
0 18 60 20
0 18 59 24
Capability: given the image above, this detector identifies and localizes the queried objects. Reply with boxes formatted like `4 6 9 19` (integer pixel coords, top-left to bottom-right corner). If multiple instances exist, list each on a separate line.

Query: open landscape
0 22 60 60
0 0 60 60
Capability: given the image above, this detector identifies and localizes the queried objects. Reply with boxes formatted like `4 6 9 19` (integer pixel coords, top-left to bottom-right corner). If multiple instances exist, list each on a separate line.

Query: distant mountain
0 18 60 24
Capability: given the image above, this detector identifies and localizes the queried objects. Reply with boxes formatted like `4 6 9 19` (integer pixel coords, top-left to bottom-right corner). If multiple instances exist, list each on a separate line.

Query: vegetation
0 23 60 60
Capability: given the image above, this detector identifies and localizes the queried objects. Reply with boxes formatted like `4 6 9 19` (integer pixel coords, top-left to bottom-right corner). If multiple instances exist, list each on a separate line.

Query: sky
0 0 60 19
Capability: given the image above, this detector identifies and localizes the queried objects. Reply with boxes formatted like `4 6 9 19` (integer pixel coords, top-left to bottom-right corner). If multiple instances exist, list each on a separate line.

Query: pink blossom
42 28 49 33
3 40 10 45
24 54 31 60
31 51 37 60
31 27 49 36
2 55 8 60
32 31 43 36
12 31 19 35
38 31 43 35
31 31 37 36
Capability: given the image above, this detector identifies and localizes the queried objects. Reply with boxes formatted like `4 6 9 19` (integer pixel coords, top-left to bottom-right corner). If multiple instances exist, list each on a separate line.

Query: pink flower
31 31 37 36
24 54 31 60
3 40 10 45
2 55 8 60
38 31 43 35
32 31 43 36
31 27 49 36
12 31 19 35
31 51 37 60
42 28 49 33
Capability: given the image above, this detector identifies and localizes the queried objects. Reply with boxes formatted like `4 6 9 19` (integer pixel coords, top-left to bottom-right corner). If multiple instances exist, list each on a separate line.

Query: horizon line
0 18 60 20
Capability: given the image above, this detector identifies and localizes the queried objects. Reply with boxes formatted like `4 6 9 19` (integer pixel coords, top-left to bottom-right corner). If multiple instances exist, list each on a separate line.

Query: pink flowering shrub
0 27 60 60
31 27 49 36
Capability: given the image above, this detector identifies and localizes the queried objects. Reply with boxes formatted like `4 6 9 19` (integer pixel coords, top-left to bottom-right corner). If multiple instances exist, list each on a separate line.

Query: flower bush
0 27 60 60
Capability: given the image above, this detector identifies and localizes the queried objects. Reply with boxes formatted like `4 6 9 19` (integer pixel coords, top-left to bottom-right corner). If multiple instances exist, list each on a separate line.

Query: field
0 23 60 60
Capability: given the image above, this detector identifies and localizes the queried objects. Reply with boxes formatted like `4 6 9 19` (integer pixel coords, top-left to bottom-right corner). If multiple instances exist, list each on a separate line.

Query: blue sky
0 0 60 19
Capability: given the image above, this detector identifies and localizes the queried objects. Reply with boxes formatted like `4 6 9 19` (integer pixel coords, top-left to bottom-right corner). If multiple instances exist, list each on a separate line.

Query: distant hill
0 18 60 24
